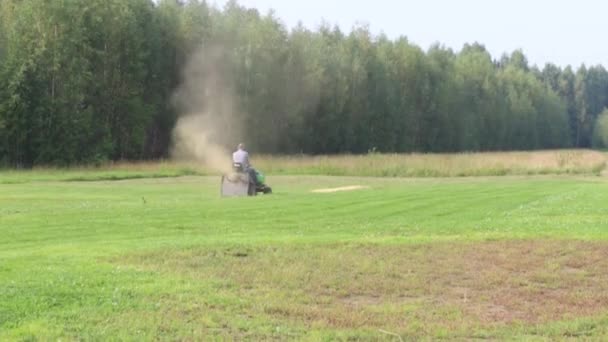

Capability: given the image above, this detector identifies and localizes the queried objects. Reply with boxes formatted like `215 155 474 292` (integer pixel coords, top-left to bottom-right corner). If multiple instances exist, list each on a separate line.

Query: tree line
1 0 608 167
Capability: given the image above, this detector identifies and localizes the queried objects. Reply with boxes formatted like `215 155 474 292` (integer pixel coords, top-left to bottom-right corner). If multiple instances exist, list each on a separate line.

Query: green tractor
221 163 272 197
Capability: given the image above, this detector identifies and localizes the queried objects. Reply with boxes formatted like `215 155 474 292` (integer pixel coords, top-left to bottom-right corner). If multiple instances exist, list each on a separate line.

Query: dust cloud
170 47 242 174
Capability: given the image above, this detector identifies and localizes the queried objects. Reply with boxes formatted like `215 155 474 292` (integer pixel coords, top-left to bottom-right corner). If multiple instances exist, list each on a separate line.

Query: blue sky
212 0 606 68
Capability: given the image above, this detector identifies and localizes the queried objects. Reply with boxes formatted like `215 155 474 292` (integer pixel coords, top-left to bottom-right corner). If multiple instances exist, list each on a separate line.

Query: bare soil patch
312 185 370 193
119 241 608 332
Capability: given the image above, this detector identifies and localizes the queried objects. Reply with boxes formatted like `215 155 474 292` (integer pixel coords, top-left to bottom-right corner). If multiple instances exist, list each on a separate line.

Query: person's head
237 143 245 151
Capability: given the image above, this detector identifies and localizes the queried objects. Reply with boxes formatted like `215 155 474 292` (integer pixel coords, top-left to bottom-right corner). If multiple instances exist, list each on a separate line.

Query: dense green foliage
1 0 607 166
593 109 608 148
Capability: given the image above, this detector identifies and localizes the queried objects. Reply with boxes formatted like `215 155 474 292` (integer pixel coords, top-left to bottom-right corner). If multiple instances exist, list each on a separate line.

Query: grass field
3 154 608 340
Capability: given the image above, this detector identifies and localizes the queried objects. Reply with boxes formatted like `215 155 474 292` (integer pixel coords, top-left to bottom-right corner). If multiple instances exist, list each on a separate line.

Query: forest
1 0 608 167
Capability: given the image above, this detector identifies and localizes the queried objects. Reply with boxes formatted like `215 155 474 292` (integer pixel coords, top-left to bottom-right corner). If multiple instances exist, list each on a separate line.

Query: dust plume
170 47 242 174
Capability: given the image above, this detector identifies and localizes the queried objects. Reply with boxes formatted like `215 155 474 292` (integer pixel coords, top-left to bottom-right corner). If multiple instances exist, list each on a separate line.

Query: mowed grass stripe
1 177 607 252
3 176 608 339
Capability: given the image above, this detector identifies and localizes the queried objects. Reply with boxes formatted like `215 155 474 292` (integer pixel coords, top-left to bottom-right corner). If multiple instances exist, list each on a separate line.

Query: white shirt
232 149 250 169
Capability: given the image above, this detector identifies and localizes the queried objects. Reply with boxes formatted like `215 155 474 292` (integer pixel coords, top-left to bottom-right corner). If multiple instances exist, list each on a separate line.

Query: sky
212 0 607 68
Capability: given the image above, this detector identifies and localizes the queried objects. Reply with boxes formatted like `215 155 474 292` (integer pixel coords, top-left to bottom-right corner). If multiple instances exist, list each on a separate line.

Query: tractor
221 162 272 197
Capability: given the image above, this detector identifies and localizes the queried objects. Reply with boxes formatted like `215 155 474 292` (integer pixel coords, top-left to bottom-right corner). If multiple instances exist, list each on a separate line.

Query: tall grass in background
1 150 606 183
254 149 607 177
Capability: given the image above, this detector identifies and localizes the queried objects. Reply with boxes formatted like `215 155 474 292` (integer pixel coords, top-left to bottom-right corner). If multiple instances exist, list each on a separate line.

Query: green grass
0 165 205 184
3 174 608 340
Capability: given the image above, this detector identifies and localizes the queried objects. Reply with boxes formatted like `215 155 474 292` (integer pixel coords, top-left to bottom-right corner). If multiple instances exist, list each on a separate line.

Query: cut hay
312 185 370 193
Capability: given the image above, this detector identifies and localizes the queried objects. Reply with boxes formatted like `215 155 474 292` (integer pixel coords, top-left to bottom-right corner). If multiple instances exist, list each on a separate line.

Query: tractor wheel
248 181 257 196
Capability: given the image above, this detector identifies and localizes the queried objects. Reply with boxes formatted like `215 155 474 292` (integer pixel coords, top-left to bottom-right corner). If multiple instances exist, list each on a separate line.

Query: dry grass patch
254 149 608 177
311 185 370 193
6 150 606 182
118 241 608 335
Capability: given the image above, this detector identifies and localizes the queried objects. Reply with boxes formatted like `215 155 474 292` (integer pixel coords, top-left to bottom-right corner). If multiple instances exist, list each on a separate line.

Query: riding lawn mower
221 163 272 197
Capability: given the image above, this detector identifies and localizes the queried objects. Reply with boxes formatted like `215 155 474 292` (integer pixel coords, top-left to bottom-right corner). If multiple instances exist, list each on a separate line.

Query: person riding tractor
232 143 257 183
221 143 272 197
